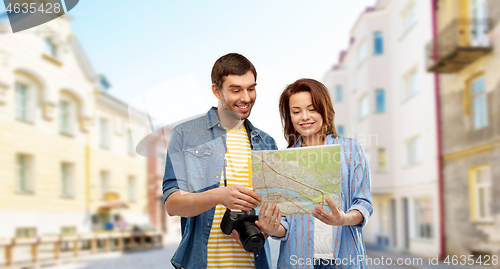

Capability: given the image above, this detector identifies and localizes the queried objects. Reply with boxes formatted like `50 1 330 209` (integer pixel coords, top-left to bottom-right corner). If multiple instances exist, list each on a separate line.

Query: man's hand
231 230 243 247
255 202 285 238
218 184 262 211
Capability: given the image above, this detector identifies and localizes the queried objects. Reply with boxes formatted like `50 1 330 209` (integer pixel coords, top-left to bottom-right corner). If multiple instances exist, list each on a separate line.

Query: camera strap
223 159 228 187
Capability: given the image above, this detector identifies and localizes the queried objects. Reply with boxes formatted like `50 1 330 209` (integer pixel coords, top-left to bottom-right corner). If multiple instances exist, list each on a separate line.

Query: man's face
213 70 256 121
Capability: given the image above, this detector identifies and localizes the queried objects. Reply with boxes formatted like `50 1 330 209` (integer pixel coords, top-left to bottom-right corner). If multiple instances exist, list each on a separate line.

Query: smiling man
163 53 278 269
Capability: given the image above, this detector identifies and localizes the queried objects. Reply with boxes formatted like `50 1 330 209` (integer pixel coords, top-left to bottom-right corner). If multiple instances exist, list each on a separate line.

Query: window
99 118 110 148
414 197 433 239
406 137 421 166
126 129 135 155
471 76 488 129
470 165 492 221
378 148 386 171
100 171 109 199
359 94 369 120
44 37 57 58
14 74 38 122
16 227 36 238
61 163 74 197
335 85 343 102
403 69 418 101
15 81 32 121
378 200 389 237
128 176 137 202
402 2 417 34
16 154 33 193
375 89 386 113
59 100 73 134
337 125 345 137
357 39 368 65
470 0 488 45
374 31 384 55
59 92 77 135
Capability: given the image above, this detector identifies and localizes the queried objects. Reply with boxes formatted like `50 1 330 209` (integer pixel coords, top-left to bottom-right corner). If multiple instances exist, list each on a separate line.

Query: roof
69 35 98 83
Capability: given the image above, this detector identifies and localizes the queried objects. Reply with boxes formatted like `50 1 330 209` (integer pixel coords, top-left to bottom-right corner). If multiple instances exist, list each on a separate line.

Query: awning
98 201 129 210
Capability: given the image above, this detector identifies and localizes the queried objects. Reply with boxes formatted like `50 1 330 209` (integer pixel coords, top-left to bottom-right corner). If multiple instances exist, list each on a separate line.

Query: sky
11 0 376 148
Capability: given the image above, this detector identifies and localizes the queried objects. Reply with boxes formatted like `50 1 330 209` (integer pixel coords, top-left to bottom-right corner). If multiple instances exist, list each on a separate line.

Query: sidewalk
366 245 488 269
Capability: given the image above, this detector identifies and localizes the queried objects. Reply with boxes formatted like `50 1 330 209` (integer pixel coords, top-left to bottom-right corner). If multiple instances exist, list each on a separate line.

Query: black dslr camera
220 208 265 253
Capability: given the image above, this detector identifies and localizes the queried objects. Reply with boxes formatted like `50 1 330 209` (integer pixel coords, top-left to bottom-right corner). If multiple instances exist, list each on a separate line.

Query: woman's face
289 91 323 139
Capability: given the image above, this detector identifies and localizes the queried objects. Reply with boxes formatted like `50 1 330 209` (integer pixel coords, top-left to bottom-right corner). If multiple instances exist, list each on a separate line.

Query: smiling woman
279 79 337 147
289 91 324 147
257 78 373 269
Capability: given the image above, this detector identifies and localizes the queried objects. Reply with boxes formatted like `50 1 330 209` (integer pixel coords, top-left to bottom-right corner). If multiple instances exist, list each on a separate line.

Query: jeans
314 259 338 269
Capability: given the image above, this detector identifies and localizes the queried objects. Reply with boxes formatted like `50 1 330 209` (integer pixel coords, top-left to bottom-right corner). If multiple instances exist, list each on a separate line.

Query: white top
313 218 334 259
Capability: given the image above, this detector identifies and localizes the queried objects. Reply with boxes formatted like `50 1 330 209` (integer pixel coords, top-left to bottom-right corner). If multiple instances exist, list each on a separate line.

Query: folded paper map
251 144 341 215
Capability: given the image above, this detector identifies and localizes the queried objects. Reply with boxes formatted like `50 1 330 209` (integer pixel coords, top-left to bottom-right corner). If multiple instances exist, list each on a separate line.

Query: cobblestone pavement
52 244 178 269
366 245 488 269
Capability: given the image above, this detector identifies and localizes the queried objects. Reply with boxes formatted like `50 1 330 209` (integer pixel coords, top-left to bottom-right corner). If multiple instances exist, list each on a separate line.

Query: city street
47 242 488 269
51 243 177 269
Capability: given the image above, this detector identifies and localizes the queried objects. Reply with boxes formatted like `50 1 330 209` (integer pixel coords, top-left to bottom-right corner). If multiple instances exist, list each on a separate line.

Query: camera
220 208 265 253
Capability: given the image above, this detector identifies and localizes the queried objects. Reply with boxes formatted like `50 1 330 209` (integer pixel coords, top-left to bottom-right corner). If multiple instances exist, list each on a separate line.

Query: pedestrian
258 78 373 269
104 218 114 231
117 215 128 231
163 53 278 269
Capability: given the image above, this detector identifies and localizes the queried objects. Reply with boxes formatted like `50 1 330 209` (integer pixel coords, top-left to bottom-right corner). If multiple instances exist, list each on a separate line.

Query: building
426 0 500 257
322 0 441 256
91 90 150 231
0 14 151 239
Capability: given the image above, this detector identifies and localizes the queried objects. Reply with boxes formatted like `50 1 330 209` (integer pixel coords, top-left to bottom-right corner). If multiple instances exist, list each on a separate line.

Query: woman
257 79 373 269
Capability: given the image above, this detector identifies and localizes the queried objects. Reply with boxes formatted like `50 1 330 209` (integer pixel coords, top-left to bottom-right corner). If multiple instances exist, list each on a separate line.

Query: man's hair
211 53 257 89
279 78 338 147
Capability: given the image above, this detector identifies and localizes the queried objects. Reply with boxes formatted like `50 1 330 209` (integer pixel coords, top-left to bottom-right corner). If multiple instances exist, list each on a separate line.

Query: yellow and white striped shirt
206 126 255 269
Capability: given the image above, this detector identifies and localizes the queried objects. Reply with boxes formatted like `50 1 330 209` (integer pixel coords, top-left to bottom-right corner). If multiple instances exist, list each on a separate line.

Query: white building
0 14 151 239
323 0 441 256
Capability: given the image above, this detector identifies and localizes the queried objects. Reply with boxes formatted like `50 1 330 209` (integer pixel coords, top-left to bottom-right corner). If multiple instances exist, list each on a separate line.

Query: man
163 53 278 269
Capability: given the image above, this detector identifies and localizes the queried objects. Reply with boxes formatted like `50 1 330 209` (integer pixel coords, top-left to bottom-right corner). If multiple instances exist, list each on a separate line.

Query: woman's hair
278 78 338 147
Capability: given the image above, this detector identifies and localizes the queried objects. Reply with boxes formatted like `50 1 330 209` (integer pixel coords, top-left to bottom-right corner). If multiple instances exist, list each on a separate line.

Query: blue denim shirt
163 107 278 269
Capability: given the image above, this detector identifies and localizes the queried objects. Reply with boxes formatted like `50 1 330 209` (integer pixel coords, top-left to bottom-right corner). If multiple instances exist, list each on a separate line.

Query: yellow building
0 15 149 239
427 0 500 257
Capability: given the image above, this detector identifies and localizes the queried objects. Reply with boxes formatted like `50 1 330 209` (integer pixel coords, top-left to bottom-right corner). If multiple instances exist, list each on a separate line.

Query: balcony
426 19 493 73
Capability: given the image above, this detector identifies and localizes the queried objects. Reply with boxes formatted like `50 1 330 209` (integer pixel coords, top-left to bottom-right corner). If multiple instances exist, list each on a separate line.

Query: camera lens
237 221 265 253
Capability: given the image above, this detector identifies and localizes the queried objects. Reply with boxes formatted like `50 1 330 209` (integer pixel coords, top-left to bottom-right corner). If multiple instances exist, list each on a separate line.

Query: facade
427 0 500 257
323 0 441 256
0 15 151 239
145 128 169 232
91 92 150 230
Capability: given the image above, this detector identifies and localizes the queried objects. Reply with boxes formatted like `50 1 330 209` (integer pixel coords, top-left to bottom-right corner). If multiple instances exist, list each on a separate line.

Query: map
251 144 341 215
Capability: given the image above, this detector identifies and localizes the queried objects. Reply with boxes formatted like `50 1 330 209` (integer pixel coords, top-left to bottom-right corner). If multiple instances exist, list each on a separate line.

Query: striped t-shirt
206 126 255 269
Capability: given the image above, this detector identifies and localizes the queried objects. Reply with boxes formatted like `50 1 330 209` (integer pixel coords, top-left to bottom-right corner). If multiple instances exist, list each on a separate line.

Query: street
52 244 177 269
48 242 487 269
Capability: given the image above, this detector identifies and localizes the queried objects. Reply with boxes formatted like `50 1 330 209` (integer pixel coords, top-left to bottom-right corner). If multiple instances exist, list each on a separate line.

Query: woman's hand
312 198 347 226
313 198 364 226
255 202 285 238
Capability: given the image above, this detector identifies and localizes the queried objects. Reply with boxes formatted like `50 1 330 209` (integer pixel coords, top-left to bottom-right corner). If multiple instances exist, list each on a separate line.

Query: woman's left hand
312 198 346 226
